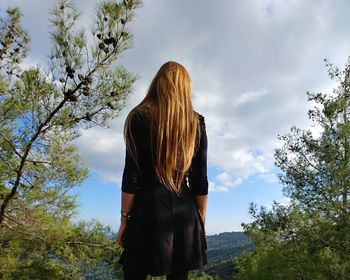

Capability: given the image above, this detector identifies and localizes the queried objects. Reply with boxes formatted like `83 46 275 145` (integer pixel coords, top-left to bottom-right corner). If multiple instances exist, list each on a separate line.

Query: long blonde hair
124 61 200 195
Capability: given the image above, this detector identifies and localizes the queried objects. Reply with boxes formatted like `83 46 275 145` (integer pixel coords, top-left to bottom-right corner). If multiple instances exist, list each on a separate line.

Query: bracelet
121 210 129 218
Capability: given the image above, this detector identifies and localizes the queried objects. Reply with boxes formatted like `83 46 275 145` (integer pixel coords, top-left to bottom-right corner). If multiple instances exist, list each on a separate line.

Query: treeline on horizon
1 0 350 279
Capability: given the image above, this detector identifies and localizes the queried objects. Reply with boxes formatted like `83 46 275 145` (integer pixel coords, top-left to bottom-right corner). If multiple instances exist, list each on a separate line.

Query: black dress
118 110 208 277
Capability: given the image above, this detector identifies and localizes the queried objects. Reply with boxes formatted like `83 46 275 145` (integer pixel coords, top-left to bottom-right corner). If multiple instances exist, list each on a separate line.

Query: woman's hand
117 221 127 248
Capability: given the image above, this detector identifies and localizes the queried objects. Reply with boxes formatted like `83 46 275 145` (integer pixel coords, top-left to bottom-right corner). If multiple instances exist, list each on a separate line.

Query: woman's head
145 61 191 107
124 61 200 195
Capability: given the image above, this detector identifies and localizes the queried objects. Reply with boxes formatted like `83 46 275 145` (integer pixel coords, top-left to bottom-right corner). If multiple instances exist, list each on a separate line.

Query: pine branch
65 240 115 251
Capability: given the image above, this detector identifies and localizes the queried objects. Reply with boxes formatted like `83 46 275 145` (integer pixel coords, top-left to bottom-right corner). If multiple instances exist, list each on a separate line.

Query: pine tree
235 58 350 279
0 0 141 278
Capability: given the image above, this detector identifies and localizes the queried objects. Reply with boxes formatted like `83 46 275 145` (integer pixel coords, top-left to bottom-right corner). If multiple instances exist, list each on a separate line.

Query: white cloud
72 117 126 186
209 172 243 192
233 89 268 107
208 181 229 193
4 0 350 192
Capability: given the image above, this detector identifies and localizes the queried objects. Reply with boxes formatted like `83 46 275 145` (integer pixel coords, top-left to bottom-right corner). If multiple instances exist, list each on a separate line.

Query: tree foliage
235 58 350 279
0 0 141 278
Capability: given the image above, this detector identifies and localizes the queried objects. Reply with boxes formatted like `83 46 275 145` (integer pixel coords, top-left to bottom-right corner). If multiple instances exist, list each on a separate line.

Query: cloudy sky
2 0 350 234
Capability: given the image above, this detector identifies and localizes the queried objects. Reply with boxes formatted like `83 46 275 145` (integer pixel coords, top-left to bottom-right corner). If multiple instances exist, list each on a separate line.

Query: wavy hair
124 61 200 195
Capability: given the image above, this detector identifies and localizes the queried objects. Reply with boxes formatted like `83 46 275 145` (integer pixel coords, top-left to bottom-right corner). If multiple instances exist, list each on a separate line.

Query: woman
117 61 208 280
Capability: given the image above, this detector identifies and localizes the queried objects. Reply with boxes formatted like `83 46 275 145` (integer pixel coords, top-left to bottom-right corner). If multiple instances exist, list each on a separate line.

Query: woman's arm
120 192 134 226
195 195 208 225
189 114 209 224
117 192 134 247
117 147 141 247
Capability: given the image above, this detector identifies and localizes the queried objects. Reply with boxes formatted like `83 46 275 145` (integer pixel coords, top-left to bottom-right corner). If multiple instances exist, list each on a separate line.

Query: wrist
121 210 129 218
120 209 130 225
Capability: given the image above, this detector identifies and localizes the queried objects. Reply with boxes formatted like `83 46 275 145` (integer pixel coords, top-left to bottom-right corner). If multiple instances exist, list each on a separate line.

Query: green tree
0 0 140 278
235 58 350 279
189 271 217 280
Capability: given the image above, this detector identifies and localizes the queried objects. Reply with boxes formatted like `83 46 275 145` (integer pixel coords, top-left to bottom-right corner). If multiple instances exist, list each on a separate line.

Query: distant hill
197 232 254 279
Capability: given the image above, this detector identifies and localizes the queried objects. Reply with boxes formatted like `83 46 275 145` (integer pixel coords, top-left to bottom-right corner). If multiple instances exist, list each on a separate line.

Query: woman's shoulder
127 107 152 133
134 103 154 118
130 107 205 126
194 111 206 125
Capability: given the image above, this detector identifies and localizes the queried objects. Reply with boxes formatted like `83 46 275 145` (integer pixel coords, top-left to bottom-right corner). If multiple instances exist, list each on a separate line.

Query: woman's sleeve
121 114 142 194
121 148 141 194
188 115 209 195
